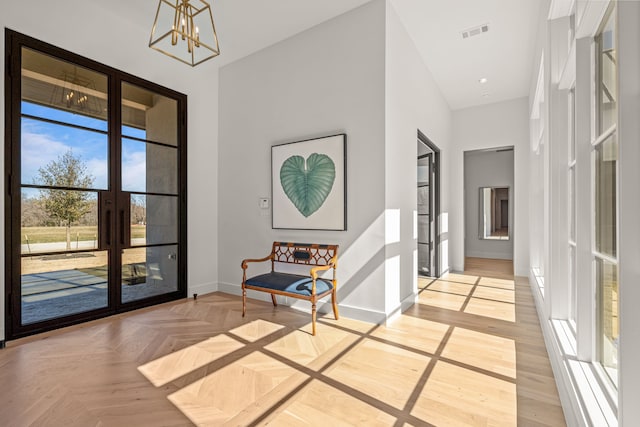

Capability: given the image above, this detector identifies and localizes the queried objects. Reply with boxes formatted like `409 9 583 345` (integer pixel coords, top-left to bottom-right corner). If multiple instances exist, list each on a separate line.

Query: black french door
417 153 433 276
417 131 440 278
4 30 187 339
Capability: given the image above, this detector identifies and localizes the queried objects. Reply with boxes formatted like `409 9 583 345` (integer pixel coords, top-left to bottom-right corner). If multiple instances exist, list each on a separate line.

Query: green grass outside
21 225 146 244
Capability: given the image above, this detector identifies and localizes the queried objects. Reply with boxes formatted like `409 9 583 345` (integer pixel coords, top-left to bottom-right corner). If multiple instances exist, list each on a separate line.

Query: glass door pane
121 246 178 304
19 48 110 324
121 83 178 146
597 257 618 385
597 10 617 133
122 138 178 194
595 134 617 258
120 82 180 304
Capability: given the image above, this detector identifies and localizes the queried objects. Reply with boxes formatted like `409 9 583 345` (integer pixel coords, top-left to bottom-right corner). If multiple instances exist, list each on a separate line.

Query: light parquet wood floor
0 260 565 426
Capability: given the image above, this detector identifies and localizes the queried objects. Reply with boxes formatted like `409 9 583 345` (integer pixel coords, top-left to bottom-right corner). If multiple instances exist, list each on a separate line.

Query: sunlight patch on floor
129 264 559 426
418 289 467 311
473 285 515 304
478 276 516 290
264 323 355 367
137 334 244 387
324 338 432 411
374 315 449 355
269 380 396 426
168 351 302 426
442 327 516 379
229 319 286 342
412 361 517 426
424 280 475 297
440 273 480 285
465 297 515 323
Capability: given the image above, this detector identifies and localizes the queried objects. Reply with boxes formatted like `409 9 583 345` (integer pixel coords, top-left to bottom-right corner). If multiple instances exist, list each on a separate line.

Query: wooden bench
241 242 339 335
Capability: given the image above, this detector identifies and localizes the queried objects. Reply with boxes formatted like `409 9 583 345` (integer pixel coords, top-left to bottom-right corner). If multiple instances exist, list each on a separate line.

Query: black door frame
418 130 441 277
4 30 188 340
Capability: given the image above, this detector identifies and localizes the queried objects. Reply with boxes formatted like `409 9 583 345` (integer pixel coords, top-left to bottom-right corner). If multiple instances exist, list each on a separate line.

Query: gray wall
464 149 514 260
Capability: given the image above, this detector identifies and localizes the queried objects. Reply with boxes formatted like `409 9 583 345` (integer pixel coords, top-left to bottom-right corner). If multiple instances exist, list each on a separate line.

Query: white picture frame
271 134 346 230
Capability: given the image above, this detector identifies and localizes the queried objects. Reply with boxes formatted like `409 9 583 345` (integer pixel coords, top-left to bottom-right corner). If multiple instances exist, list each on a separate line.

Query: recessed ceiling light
479 78 488 84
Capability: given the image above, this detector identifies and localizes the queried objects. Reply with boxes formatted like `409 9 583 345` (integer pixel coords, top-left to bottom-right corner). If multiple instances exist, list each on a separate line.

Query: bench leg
271 293 278 307
311 302 317 336
331 288 339 320
242 287 247 317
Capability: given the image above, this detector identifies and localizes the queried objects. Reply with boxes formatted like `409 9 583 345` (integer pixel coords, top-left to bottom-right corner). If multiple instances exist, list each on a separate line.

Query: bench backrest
271 242 338 269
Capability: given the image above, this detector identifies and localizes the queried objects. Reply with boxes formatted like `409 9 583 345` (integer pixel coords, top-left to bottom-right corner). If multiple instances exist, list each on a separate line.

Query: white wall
385 1 452 313
617 3 640 423
217 0 452 322
217 0 388 322
463 150 514 260
0 0 219 342
451 97 530 276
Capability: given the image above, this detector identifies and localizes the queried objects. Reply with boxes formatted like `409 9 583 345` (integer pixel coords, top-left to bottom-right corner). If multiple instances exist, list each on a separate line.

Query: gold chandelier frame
149 0 220 67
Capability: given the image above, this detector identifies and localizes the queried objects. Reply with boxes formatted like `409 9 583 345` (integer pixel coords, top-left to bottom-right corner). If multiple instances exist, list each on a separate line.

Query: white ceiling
135 0 543 111
212 0 374 67
390 0 543 110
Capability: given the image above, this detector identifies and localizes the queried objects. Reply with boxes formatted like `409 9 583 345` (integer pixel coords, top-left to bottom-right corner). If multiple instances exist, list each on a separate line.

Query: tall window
530 58 545 296
593 2 618 386
568 87 577 326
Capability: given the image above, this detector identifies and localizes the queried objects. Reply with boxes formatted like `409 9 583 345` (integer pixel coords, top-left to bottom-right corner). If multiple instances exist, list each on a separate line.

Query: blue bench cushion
245 272 332 297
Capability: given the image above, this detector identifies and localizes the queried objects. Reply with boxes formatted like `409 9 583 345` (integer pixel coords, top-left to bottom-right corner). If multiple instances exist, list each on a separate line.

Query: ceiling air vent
461 23 489 39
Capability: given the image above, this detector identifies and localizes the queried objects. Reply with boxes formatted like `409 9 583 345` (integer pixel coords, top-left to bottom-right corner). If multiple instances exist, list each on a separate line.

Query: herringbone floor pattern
0 264 565 426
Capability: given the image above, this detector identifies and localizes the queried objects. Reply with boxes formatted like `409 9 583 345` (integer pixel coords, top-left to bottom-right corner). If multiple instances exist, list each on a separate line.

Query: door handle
120 210 125 245
118 192 131 248
105 210 111 246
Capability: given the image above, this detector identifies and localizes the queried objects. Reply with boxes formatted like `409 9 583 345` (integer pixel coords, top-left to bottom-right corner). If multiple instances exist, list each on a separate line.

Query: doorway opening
463 147 514 276
417 131 440 277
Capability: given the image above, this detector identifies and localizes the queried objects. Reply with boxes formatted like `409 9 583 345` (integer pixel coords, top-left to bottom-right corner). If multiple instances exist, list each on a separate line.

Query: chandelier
149 0 220 67
50 70 105 117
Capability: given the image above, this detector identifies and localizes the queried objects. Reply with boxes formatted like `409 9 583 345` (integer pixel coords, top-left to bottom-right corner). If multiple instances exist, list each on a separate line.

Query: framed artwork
272 134 347 230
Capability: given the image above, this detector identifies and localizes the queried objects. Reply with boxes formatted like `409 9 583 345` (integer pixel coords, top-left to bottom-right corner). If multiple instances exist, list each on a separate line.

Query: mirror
479 187 510 240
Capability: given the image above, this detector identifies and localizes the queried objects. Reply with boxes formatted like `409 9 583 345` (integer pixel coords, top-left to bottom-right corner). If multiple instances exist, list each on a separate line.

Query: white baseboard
449 266 464 274
217 281 240 295
217 281 274 303
217 281 387 325
335 304 386 325
385 291 419 324
401 291 418 312
188 281 218 298
465 251 513 260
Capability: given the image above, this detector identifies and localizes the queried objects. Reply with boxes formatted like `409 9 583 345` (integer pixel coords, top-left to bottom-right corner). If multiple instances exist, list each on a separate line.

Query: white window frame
568 86 577 328
590 0 619 393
